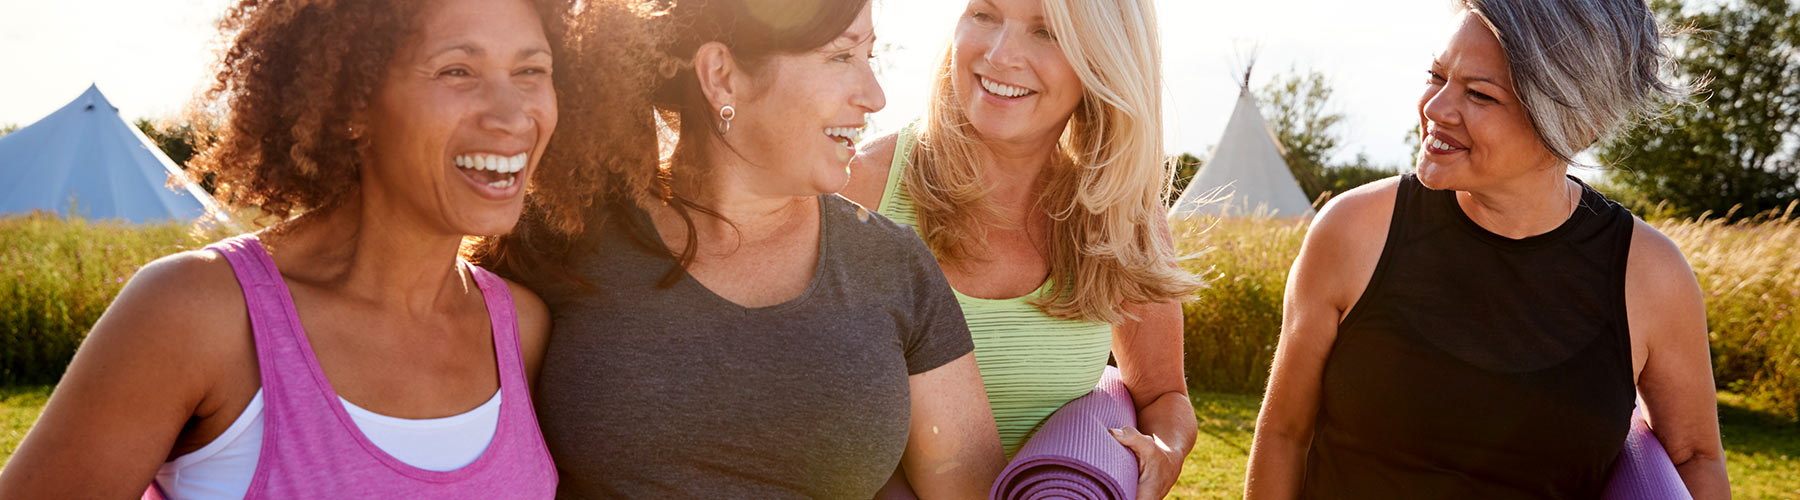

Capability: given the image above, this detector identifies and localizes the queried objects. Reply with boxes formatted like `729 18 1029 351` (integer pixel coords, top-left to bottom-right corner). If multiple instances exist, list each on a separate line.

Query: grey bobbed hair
1460 0 1684 165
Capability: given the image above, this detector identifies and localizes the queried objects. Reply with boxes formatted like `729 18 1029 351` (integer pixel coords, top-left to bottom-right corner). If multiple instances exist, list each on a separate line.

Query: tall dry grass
1659 204 1800 417
1173 204 1800 419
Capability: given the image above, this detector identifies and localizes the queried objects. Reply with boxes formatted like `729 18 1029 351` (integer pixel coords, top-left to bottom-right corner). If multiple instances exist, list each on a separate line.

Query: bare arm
903 353 1007 500
1111 299 1196 500
504 279 552 387
1625 220 1730 499
1244 180 1395 499
0 253 247 498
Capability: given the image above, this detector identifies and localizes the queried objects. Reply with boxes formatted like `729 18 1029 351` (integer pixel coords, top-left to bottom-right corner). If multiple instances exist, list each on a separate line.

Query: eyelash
1427 70 1497 102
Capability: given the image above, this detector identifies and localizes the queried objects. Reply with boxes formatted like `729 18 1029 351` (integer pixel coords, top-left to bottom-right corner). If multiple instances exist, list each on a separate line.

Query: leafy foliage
1256 69 1404 202
1597 0 1800 220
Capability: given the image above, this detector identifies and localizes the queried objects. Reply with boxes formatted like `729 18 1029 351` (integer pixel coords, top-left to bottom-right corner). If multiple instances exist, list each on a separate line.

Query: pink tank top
147 235 557 498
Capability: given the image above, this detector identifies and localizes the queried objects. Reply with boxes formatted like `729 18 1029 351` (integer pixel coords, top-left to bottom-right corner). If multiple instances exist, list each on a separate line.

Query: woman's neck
1457 163 1580 239
268 195 469 317
976 131 1063 216
654 152 819 256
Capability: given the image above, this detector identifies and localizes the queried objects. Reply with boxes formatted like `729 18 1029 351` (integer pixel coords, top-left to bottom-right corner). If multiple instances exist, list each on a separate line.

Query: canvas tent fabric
0 84 227 224
1169 90 1315 218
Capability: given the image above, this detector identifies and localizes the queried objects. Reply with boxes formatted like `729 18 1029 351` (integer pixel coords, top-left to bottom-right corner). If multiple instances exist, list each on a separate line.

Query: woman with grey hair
1243 0 1730 498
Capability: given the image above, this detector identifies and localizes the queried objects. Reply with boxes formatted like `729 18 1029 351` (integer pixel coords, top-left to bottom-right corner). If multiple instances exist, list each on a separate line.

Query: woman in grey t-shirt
481 0 1006 498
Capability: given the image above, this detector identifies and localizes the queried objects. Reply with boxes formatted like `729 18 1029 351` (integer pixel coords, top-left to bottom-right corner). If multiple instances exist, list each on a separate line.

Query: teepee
0 84 228 224
1169 85 1314 218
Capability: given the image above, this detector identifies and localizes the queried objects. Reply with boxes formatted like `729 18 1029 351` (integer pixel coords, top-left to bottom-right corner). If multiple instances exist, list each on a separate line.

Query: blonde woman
844 0 1202 497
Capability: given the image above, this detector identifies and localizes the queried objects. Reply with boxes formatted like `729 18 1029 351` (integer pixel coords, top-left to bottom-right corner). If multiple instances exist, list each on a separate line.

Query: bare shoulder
1290 176 1404 315
1625 218 1697 284
1306 176 1403 245
1624 217 1704 328
843 131 902 209
94 249 251 354
501 277 551 381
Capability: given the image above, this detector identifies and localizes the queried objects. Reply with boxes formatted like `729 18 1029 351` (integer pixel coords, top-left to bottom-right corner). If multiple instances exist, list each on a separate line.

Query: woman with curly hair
487 0 1005 497
0 0 644 496
842 0 1203 497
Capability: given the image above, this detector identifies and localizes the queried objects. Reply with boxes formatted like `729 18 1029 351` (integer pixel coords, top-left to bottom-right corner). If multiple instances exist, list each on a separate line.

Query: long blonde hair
906 0 1201 324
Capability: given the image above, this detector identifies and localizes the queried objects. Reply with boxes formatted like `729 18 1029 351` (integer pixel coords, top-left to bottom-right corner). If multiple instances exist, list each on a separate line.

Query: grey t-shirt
531 194 974 499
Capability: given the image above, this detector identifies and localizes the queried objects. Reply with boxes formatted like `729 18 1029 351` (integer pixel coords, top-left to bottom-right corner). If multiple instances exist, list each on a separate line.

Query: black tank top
1301 174 1637 498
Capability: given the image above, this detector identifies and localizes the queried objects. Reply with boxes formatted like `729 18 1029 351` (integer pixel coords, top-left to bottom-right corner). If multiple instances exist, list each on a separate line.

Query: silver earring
718 105 736 134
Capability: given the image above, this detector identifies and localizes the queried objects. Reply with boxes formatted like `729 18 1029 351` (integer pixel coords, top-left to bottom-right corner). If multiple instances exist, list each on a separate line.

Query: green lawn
1170 391 1798 499
0 386 1793 497
0 385 51 466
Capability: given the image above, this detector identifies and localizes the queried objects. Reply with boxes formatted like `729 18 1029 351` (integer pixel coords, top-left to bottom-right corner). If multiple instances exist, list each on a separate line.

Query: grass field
1167 391 1799 499
1 386 1793 496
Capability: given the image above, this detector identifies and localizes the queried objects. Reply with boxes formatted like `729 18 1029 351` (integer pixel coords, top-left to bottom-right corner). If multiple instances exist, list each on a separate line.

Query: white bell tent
0 84 228 224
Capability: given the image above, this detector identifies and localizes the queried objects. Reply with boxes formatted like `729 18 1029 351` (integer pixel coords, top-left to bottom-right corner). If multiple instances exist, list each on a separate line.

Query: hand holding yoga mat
990 366 1140 500
1601 406 1692 500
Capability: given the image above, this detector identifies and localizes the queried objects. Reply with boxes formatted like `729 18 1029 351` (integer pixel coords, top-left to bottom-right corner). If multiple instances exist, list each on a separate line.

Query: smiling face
951 0 1082 148
361 0 556 237
723 2 885 198
1415 11 1558 192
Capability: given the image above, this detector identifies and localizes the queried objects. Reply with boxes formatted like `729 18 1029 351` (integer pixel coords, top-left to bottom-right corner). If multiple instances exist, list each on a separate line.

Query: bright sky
0 0 1453 166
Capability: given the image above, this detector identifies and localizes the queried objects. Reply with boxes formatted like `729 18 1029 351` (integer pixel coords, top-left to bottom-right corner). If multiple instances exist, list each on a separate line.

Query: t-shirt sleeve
899 237 975 375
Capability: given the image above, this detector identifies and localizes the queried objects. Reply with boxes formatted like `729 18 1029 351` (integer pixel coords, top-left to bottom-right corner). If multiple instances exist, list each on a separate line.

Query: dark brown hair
642 0 871 286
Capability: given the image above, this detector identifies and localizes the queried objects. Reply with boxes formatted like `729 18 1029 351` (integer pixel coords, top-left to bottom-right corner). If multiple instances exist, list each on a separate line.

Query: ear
693 41 742 112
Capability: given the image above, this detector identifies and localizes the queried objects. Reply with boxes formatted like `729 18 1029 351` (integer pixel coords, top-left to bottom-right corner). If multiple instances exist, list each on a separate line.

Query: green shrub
0 214 225 385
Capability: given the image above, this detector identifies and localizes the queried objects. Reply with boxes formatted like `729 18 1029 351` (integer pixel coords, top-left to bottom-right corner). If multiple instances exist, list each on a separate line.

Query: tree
1596 0 1800 219
1257 69 1342 200
1256 68 1403 201
134 117 218 194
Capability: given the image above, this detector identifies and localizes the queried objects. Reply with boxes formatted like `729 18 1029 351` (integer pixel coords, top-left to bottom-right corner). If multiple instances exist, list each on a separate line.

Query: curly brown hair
187 0 618 228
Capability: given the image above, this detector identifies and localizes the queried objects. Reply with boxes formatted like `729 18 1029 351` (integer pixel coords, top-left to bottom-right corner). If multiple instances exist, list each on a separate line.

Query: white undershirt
153 389 502 500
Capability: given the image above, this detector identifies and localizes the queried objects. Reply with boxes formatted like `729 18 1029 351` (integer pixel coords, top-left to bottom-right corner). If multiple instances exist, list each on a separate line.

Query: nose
479 80 536 137
984 27 1026 71
854 64 887 114
1420 83 1459 130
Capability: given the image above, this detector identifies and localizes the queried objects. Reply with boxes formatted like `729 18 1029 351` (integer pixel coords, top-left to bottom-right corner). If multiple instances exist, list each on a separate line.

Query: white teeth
824 126 863 145
979 77 1033 98
1432 138 1456 150
454 153 529 174
486 176 515 189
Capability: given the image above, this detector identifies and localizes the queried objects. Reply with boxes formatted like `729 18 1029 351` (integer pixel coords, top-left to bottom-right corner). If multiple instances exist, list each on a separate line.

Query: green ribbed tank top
877 124 1114 457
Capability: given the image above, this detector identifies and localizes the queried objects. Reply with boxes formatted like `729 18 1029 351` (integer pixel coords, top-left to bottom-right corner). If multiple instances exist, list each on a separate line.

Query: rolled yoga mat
874 367 1140 500
1601 406 1692 500
990 365 1140 500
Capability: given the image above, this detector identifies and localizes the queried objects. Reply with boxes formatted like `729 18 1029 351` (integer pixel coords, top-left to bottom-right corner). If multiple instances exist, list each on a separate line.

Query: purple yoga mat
990 366 1140 500
1601 406 1692 500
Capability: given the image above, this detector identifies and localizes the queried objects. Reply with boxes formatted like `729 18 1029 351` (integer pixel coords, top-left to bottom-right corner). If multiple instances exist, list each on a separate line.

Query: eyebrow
1431 58 1507 90
427 43 552 61
971 0 1045 23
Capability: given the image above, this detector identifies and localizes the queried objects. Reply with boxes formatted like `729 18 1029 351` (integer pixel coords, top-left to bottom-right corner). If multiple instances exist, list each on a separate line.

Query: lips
453 152 528 197
1424 131 1469 155
824 126 864 149
978 75 1036 99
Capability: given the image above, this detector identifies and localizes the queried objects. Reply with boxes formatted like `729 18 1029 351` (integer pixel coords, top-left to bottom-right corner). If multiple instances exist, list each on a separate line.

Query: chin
1413 161 1461 191
457 209 526 237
